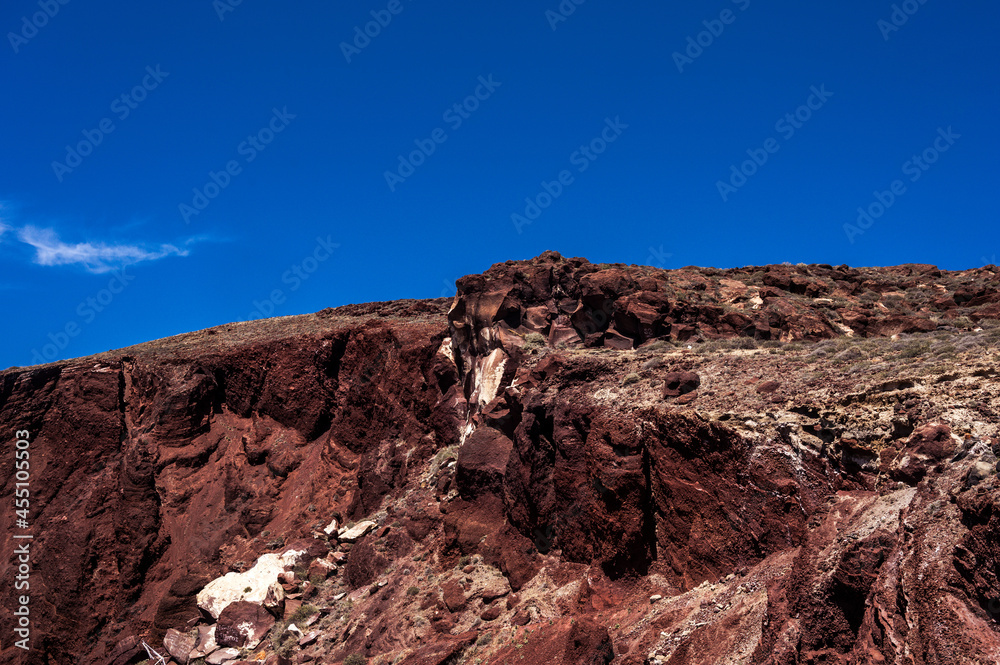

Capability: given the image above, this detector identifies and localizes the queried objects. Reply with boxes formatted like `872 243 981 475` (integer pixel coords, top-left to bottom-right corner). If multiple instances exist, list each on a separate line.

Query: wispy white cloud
17 225 189 274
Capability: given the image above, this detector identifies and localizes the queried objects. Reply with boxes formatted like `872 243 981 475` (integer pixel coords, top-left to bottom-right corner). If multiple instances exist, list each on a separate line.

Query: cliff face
2 253 1000 665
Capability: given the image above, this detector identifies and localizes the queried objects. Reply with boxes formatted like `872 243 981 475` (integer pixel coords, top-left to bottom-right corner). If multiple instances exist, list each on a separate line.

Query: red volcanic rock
216 601 275 648
755 380 781 393
456 427 513 498
885 422 959 483
440 580 467 612
480 604 502 621
5 256 1000 665
662 371 701 398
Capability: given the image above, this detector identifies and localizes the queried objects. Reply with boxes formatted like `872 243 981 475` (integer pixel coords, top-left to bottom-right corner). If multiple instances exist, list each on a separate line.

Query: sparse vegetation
640 339 673 353
523 332 547 352
622 373 640 386
288 603 319 628
407 586 420 596
344 655 367 665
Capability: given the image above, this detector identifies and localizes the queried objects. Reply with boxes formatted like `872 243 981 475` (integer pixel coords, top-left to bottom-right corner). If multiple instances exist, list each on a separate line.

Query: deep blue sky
1 0 998 368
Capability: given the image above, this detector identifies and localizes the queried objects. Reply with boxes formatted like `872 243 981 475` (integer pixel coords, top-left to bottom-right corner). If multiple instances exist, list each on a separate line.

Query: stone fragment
263 581 285 616
163 628 197 663
662 371 700 398
337 520 378 543
481 604 502 621
966 461 994 489
480 577 511 601
188 625 219 660
216 601 275 649
441 580 467 612
205 648 241 664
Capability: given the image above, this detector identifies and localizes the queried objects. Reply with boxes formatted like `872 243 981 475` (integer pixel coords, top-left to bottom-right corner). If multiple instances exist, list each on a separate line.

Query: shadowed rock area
2 252 1000 664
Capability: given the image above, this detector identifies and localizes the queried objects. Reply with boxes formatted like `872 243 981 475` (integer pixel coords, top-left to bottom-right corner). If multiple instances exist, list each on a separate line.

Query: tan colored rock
263 581 285 616
205 647 240 664
188 625 218 660
337 520 377 543
162 628 197 663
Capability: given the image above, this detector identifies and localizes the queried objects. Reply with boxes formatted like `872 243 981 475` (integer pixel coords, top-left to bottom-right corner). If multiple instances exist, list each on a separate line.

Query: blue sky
1 0 997 368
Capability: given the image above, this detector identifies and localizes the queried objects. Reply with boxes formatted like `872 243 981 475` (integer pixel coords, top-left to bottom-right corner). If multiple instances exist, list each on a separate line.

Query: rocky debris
216 601 275 648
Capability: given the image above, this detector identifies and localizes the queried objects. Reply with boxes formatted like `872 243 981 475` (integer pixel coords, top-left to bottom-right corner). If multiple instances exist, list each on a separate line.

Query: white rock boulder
197 549 303 619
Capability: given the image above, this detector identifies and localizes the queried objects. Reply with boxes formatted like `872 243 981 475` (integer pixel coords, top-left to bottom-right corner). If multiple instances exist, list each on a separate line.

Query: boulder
755 380 781 393
197 550 304 619
188 625 219 660
307 558 335 581
338 520 378 543
966 461 994 489
662 371 700 398
479 577 511 602
162 628 197 663
481 604 502 621
441 580 467 612
216 601 275 649
205 648 241 664
263 581 285 616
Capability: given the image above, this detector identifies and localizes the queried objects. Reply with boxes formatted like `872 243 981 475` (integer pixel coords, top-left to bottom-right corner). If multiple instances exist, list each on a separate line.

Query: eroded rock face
2 257 1000 665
